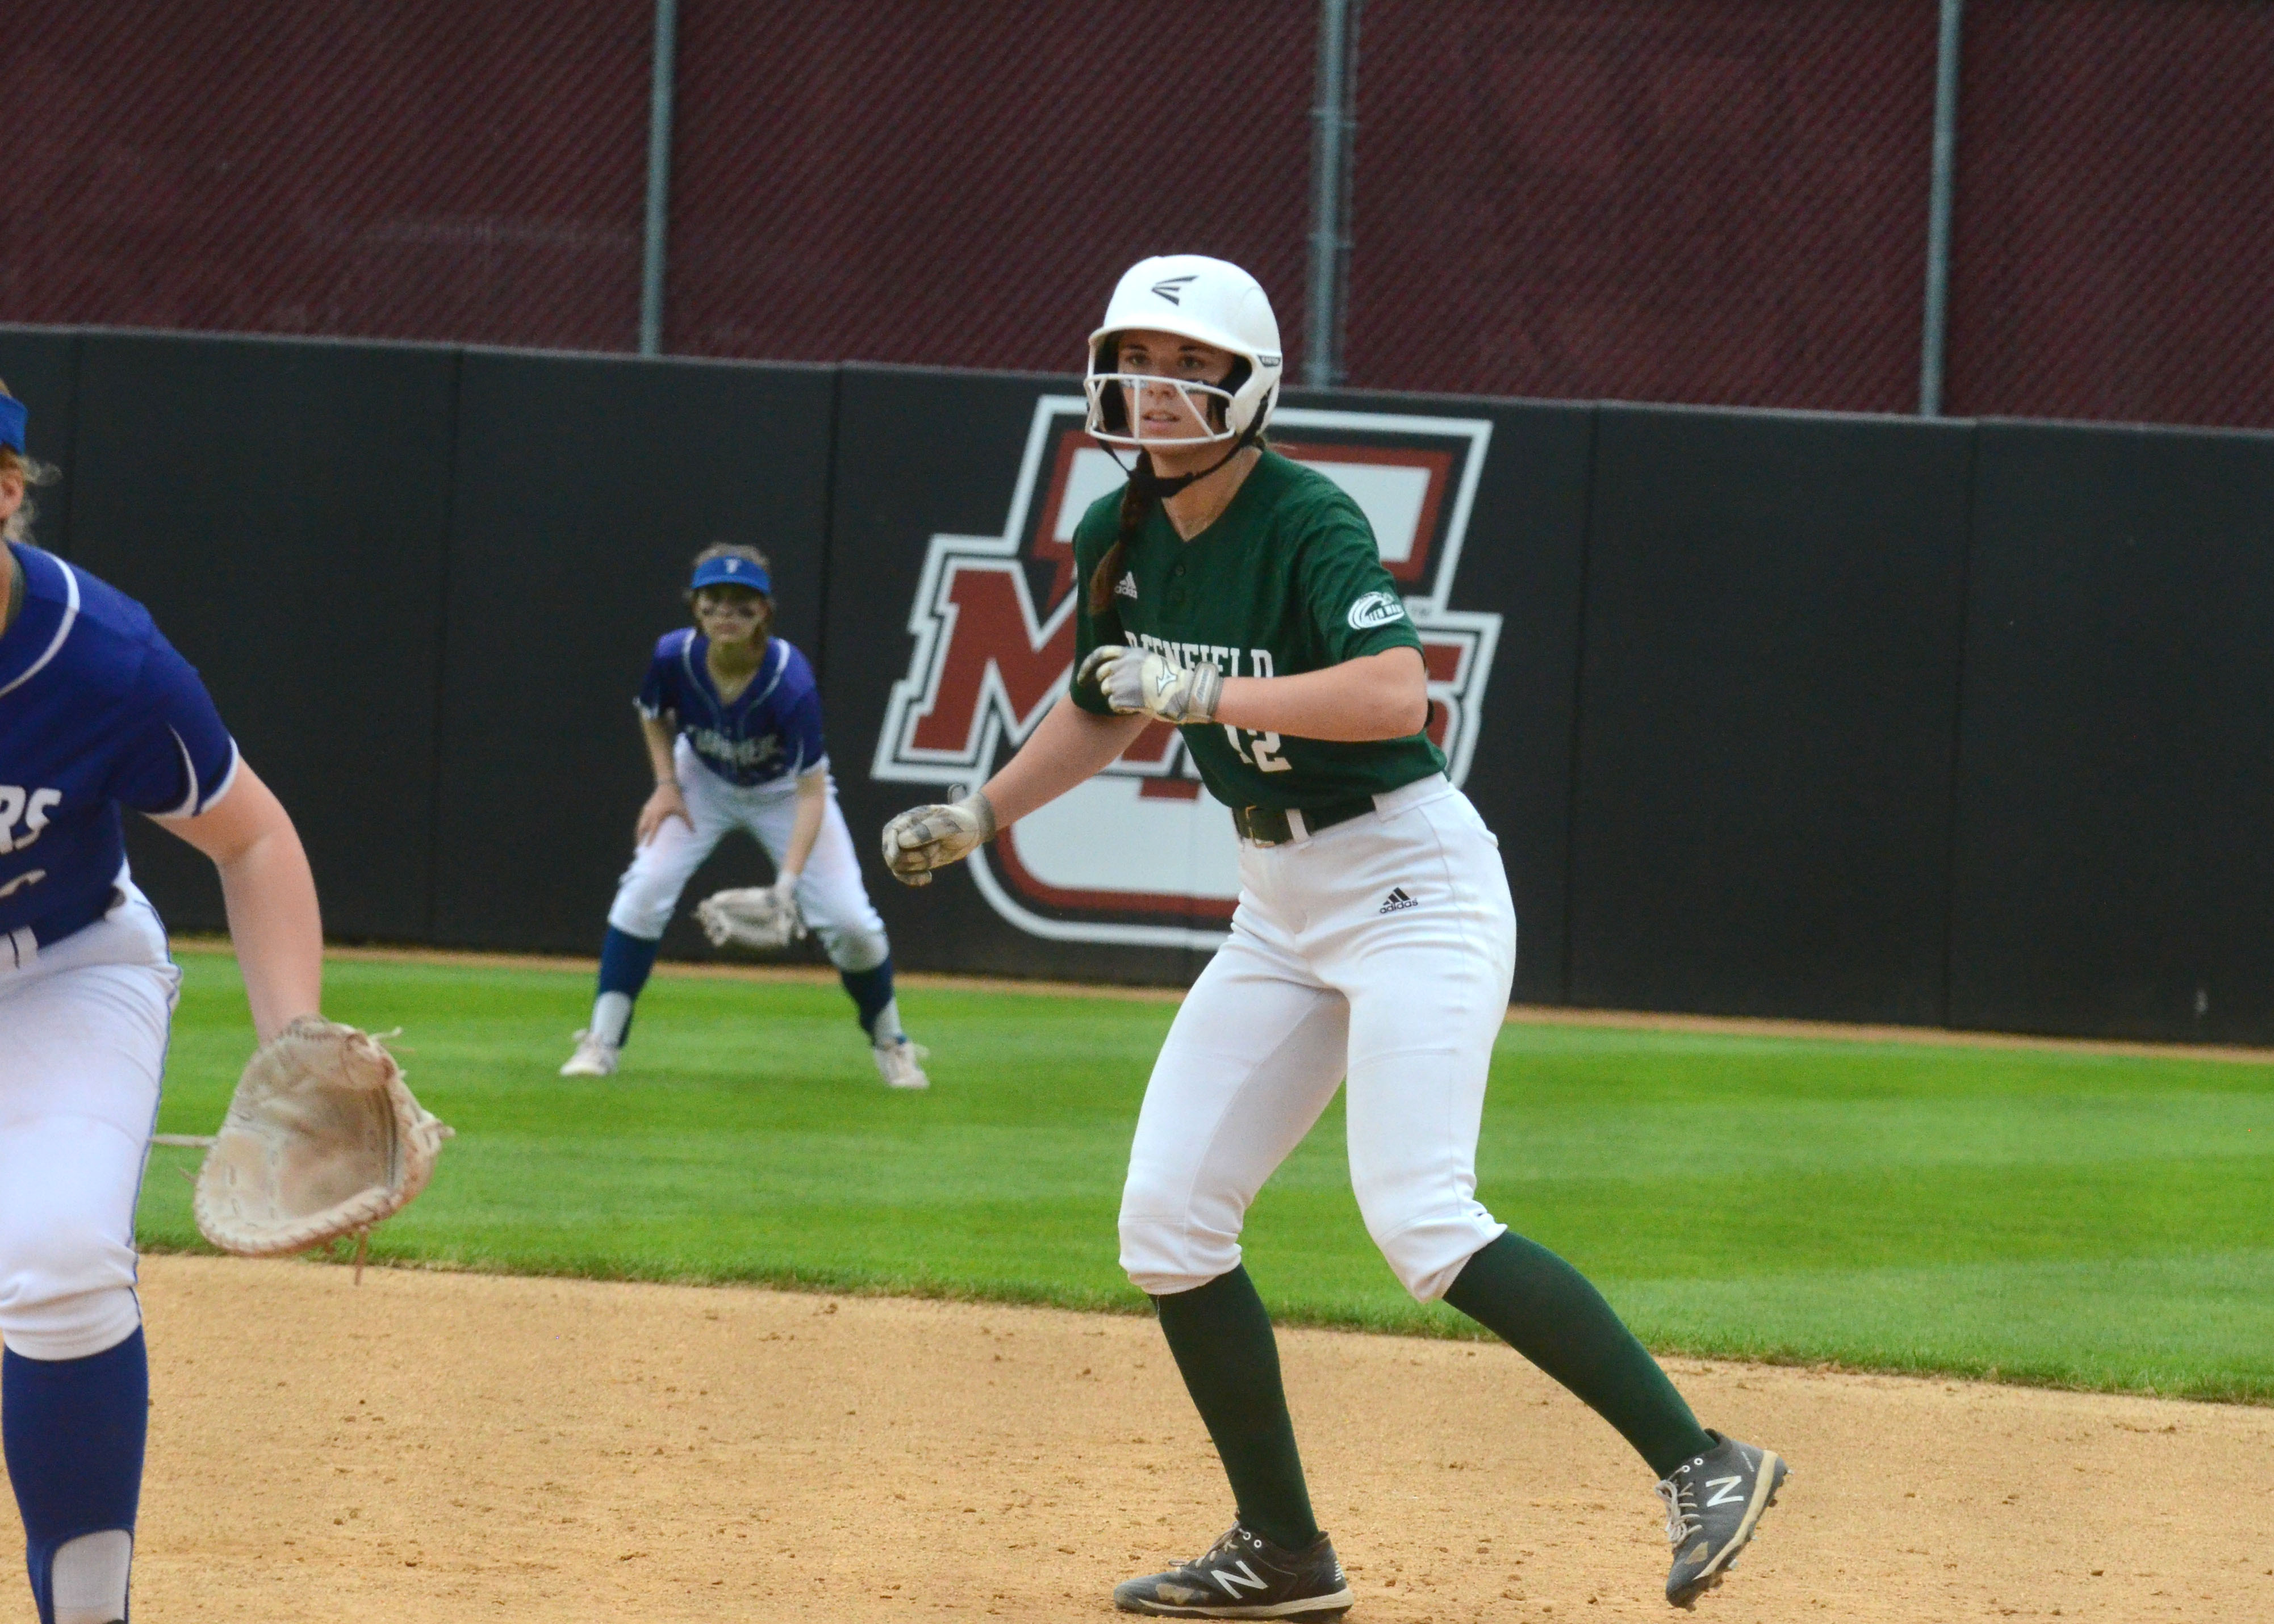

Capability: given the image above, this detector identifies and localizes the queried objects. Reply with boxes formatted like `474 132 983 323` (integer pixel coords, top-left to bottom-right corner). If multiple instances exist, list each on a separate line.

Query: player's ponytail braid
1087 461 1155 618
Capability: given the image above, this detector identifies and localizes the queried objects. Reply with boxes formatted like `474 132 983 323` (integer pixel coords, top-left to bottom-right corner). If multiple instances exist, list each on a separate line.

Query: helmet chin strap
1115 422 1261 500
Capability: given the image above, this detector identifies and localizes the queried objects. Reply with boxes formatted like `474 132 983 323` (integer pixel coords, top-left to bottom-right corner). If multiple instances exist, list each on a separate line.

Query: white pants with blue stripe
0 881 174 1361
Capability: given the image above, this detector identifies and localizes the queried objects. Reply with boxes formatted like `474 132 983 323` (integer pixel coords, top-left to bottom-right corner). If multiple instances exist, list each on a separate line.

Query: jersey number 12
1226 727 1290 773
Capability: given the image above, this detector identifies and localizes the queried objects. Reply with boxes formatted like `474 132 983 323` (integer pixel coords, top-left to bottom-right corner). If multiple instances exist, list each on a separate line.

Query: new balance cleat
1114 1525 1353 1619
1656 1430 1787 1608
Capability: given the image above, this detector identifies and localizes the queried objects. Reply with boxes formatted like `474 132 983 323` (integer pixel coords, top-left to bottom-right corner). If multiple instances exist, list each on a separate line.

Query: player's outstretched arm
980 697 1149 826
883 698 1146 885
163 763 322 1042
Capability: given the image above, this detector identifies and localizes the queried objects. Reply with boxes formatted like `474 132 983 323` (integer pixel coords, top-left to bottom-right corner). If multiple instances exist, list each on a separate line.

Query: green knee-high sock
1153 1267 1320 1552
1443 1230 1715 1479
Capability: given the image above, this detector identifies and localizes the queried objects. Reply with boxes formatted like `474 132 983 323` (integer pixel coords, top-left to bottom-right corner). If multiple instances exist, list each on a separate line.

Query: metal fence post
639 0 679 357
1305 0 1361 388
1919 0 1965 415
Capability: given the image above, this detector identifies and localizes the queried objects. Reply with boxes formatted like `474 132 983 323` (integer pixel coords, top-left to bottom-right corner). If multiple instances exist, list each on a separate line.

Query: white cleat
873 1036 930 1090
559 1029 620 1077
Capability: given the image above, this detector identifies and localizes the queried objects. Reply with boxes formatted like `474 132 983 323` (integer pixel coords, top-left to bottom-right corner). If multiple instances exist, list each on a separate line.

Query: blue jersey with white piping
636 630 827 789
0 543 239 936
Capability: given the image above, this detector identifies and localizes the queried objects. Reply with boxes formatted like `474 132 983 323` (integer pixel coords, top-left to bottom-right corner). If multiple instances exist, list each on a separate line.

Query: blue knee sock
595 927 663 1047
599 927 662 999
839 959 898 1041
3 1329 148 1624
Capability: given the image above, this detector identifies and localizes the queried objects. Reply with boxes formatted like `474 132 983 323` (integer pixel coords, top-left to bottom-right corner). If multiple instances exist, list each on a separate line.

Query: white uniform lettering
0 786 57 853
19 789 59 849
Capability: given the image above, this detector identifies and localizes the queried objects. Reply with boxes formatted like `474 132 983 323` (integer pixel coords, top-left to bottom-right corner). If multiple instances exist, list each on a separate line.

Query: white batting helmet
1084 255 1284 450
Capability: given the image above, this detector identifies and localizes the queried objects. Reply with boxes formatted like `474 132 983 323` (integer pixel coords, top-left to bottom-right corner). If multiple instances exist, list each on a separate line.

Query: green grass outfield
140 948 2274 1404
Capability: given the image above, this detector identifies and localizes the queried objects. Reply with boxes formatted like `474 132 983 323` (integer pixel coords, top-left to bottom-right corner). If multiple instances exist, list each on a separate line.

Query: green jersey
1071 449 1446 810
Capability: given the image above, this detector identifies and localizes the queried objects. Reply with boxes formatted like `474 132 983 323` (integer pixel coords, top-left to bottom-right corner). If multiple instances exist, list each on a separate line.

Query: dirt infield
9 1256 2258 1622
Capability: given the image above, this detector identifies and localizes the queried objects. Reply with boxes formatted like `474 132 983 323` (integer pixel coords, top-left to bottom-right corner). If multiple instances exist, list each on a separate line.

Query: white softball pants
0 881 174 1361
607 741 891 973
1119 776 1518 1304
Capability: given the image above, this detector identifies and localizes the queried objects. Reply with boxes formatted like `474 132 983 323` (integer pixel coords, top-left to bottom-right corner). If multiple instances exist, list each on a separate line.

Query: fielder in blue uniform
562 543 927 1087
0 386 327 1624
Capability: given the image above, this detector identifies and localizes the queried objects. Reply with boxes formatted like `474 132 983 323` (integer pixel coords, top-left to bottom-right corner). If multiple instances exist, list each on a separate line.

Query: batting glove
881 792 997 886
1077 644 1223 726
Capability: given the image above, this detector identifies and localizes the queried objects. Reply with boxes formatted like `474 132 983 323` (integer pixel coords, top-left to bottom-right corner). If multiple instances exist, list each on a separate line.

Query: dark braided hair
1086 468 1155 618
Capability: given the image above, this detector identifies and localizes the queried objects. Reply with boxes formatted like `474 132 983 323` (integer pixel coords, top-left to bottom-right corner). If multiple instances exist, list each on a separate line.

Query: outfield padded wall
428 350 837 956
1566 405 1975 1024
69 332 460 943
1949 420 2274 1044
1383 392 1594 1007
11 323 2274 1043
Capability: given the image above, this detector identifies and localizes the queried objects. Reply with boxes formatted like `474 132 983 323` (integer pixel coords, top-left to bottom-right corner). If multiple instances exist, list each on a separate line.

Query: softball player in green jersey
884 256 1786 1617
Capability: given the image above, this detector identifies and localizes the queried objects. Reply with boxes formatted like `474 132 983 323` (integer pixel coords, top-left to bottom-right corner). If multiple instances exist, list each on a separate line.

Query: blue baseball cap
0 396 24 454
689 555 770 595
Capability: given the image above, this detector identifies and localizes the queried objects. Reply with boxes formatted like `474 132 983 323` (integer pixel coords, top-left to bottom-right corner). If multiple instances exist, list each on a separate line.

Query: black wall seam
813 363 845 688
422 346 469 942
1556 402 1602 1009
52 332 85 562
1937 420 1981 1033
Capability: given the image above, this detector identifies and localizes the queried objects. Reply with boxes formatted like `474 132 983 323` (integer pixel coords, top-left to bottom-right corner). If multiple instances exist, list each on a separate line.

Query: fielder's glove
881 792 997 886
1077 644 1223 726
193 1017 452 1258
696 877 808 949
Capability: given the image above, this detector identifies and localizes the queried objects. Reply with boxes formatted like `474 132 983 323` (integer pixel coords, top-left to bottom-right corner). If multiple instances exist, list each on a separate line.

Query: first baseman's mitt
193 1017 452 1258
696 884 808 950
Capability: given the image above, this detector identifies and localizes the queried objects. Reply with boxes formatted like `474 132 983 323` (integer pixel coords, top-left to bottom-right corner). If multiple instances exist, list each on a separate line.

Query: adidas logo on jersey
1378 887 1418 914
1115 571 1140 600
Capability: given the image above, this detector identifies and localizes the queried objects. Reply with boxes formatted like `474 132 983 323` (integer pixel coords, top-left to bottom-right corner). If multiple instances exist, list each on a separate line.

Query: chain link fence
667 0 1317 374
1351 1 1940 413
5 2 653 351
1945 1 2274 429
5 2 2269 428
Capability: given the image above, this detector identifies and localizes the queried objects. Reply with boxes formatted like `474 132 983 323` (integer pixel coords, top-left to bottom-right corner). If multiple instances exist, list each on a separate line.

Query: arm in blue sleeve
111 643 241 818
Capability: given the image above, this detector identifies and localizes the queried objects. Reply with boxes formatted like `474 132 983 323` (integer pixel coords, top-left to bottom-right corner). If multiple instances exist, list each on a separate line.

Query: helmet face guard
1081 371 1240 450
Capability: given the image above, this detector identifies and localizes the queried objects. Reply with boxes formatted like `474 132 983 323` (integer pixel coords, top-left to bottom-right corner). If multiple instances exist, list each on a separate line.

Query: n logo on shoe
1704 1475 1746 1507
1209 1560 1268 1596
873 396 1501 952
